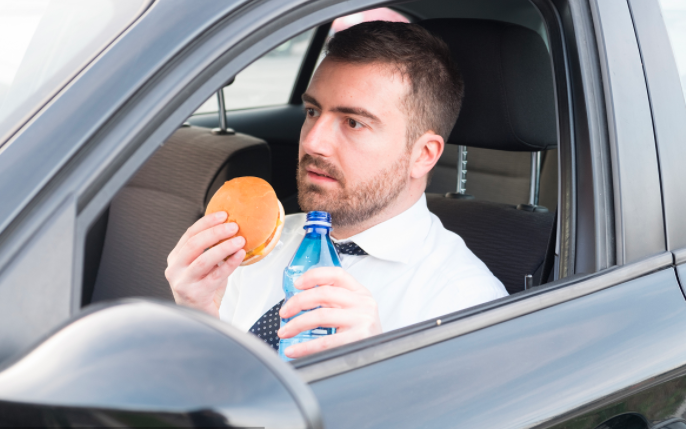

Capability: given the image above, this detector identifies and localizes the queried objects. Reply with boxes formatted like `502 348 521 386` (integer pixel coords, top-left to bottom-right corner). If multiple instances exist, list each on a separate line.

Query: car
0 0 685 427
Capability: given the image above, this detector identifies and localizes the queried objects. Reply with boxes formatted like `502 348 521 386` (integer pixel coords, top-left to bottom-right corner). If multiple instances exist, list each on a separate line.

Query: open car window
81 0 561 335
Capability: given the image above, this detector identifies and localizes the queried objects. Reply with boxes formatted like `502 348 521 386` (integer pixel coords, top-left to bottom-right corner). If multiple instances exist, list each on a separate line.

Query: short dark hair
325 21 464 147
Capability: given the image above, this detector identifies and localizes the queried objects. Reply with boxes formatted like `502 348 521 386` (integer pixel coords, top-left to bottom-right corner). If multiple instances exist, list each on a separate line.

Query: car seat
418 18 557 294
427 145 558 210
87 122 270 304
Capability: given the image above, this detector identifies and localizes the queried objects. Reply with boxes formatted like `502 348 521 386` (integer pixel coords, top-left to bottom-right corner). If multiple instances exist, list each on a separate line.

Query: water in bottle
278 211 341 361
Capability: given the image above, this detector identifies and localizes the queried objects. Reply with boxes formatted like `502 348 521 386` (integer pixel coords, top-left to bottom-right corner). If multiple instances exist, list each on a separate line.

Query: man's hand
165 211 246 318
277 267 382 359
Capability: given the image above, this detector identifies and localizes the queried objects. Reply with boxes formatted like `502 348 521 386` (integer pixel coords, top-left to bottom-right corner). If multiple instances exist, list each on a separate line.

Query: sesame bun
205 177 284 266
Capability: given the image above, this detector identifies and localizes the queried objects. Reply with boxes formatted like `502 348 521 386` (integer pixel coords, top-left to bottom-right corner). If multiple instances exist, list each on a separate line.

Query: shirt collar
337 194 433 264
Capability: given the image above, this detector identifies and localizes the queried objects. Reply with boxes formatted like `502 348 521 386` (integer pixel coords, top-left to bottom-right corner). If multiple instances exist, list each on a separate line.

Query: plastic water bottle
278 211 341 361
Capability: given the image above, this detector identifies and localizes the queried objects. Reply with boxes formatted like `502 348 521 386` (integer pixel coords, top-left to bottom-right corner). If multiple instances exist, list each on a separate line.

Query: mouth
306 167 337 183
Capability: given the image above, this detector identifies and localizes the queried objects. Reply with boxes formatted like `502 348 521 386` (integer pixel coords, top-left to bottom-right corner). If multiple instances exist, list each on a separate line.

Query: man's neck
330 186 424 240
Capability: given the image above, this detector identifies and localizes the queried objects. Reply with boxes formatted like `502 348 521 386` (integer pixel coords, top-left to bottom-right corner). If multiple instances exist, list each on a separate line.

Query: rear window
0 0 148 145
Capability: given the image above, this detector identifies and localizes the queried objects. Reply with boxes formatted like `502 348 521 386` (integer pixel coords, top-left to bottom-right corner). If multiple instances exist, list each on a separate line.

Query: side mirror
0 300 322 428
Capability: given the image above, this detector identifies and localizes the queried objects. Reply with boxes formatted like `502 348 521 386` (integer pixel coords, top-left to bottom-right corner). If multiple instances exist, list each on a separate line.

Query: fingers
205 247 246 283
165 212 248 318
277 270 382 359
170 212 227 260
278 307 361 339
169 250 242 318
295 267 367 293
281 330 364 359
279 286 359 319
177 222 241 266
210 249 245 309
186 235 246 279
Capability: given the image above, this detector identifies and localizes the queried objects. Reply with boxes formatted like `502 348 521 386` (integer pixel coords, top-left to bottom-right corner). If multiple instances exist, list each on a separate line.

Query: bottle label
311 327 335 336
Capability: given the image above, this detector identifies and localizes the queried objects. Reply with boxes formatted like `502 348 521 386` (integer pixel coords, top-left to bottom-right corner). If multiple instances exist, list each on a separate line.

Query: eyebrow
302 93 381 124
302 93 321 109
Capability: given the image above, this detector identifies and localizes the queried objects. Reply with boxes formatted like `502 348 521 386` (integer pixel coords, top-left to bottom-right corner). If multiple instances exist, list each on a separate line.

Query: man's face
297 59 412 228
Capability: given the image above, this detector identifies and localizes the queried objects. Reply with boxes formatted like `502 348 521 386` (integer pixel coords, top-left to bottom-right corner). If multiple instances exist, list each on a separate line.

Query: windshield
0 0 149 145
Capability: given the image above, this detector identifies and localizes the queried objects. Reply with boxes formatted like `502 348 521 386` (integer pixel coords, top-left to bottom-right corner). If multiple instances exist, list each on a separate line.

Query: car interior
80 0 560 325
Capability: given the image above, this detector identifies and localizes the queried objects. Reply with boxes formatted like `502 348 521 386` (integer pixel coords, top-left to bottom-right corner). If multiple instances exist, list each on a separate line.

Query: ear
410 132 445 181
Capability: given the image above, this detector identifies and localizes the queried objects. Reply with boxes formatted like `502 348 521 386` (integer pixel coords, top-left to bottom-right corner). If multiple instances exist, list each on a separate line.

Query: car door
555 0 686 426
294 0 686 427
544 0 686 425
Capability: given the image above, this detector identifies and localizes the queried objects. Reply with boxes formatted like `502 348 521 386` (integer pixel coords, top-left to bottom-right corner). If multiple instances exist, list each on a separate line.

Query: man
166 21 508 360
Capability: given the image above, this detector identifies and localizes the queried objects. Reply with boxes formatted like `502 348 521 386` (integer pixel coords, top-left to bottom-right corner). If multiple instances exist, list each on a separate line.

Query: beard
297 151 410 229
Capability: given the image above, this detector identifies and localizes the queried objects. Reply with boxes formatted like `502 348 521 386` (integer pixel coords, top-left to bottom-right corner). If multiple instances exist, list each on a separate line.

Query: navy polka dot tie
249 300 283 350
333 241 368 256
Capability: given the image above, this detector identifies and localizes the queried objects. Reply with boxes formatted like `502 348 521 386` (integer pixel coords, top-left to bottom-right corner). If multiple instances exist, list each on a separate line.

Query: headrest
419 19 556 151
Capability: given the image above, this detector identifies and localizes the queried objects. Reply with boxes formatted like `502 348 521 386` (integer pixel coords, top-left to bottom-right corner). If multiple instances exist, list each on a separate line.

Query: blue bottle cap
305 211 332 227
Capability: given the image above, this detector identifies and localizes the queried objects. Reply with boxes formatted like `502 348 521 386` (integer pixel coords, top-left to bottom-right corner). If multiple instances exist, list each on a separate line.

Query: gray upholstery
421 18 558 291
426 194 555 294
427 146 558 208
421 18 558 208
419 19 556 151
91 126 270 303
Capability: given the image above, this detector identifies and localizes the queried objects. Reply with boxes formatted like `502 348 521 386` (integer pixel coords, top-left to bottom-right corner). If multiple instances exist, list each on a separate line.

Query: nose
300 113 335 158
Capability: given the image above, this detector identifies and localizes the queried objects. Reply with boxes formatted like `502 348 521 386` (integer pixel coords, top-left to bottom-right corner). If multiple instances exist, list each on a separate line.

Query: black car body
0 0 685 428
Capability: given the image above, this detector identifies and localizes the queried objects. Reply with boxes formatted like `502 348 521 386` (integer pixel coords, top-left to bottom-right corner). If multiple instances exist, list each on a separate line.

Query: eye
347 118 363 129
305 107 319 118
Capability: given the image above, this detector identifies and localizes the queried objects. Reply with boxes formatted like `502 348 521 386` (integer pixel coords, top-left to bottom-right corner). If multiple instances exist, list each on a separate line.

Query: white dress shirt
219 194 508 333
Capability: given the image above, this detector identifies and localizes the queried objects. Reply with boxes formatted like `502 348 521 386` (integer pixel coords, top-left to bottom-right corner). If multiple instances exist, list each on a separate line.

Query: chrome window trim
674 248 686 266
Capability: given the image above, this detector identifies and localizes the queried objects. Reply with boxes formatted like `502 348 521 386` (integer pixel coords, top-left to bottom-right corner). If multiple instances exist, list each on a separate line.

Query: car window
193 8 409 115
194 29 315 114
77 0 561 365
659 0 686 100
0 0 147 145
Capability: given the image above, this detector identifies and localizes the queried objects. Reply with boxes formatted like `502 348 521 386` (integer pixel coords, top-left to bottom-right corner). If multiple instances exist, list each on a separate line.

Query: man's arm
165 211 246 318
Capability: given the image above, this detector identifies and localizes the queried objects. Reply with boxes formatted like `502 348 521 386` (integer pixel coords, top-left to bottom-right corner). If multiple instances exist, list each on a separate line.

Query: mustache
298 154 344 183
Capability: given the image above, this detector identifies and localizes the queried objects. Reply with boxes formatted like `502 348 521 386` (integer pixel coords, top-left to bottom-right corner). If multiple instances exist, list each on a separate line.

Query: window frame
79 0 575 362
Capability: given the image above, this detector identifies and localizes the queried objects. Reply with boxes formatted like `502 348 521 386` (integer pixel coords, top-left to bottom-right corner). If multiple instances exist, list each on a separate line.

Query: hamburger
205 177 284 266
